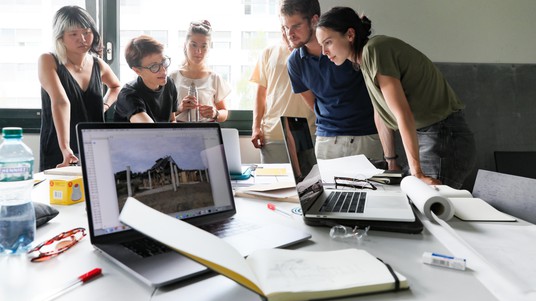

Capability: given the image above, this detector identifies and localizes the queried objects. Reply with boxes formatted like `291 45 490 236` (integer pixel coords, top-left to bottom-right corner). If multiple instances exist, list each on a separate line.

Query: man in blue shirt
279 0 385 161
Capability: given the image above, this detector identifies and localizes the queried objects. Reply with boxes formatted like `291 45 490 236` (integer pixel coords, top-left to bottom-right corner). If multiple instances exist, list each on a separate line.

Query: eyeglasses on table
334 176 377 190
27 227 86 262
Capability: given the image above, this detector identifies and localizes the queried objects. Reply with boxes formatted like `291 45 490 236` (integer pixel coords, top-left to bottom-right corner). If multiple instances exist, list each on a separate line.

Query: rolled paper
400 176 455 221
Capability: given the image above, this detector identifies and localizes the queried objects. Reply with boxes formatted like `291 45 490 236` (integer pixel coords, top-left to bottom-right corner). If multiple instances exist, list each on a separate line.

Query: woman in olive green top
316 7 476 188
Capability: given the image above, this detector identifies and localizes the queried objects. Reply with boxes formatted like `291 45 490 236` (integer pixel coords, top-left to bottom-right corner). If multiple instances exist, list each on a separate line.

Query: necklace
67 56 87 72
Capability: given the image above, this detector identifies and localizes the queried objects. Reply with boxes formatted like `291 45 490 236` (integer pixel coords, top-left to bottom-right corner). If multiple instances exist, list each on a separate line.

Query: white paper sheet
317 155 382 183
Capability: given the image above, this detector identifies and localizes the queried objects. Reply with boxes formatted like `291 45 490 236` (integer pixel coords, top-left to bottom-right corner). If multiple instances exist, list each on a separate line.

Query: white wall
321 0 536 64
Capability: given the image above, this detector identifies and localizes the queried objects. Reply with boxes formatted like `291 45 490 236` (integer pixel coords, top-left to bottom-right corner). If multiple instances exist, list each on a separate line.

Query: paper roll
400 176 455 221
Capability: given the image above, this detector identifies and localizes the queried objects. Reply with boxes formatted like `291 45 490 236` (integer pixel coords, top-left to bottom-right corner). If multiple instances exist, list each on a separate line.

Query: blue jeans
416 110 476 189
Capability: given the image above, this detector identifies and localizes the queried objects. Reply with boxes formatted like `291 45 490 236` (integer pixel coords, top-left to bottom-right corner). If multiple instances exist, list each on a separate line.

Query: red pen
41 268 102 301
267 203 292 217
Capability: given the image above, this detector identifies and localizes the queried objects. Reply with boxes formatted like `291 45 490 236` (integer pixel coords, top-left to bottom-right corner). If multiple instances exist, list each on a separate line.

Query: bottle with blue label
0 127 36 255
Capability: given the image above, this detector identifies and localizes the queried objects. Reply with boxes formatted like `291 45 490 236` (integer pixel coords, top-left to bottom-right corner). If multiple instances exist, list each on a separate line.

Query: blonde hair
52 6 101 64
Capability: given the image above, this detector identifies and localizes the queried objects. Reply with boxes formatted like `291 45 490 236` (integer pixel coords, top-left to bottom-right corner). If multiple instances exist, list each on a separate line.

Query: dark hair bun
360 15 372 37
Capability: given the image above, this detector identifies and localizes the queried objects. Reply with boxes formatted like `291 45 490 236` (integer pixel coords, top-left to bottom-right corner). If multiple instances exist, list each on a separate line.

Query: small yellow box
49 177 85 205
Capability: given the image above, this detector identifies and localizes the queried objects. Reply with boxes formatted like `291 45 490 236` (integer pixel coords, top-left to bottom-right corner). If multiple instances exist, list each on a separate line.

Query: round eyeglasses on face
137 56 171 73
27 227 87 262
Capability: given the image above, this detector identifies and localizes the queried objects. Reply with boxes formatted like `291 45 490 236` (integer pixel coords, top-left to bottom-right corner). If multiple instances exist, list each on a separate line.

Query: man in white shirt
250 27 315 163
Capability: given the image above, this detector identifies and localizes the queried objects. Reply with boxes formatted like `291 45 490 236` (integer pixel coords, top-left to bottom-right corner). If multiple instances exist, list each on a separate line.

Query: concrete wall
321 0 536 64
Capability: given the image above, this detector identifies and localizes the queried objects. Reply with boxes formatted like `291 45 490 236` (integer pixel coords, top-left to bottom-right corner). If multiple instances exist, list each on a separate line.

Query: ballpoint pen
40 268 102 301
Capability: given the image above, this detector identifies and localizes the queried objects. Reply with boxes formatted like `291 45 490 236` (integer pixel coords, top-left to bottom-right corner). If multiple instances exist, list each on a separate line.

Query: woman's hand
198 105 215 119
56 148 79 168
179 95 198 113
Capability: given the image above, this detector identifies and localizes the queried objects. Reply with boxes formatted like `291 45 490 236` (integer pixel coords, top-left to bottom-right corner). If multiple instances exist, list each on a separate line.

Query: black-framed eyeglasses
334 176 377 190
136 56 171 73
27 227 86 262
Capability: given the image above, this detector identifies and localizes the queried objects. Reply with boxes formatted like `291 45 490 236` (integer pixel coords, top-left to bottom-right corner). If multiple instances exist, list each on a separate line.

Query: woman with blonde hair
38 5 120 170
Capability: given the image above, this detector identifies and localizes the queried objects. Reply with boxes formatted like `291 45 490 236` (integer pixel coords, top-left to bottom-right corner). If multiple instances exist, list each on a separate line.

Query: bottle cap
2 127 23 138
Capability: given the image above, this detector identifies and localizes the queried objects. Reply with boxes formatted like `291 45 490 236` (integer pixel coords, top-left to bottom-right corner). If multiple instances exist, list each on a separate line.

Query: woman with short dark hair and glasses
114 35 178 123
316 7 476 188
38 5 120 171
170 20 230 122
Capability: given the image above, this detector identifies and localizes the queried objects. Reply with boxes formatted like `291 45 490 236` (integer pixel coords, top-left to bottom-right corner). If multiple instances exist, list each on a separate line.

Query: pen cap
79 268 102 283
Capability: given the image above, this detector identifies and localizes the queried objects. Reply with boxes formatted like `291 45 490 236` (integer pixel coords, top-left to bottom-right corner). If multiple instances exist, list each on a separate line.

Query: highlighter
422 252 466 270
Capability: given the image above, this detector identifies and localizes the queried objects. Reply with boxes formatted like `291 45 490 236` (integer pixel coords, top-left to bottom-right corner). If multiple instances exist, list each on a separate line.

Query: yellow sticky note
255 168 287 176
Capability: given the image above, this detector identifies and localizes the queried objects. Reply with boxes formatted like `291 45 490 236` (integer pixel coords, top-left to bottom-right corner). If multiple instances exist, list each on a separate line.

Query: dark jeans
416 110 476 189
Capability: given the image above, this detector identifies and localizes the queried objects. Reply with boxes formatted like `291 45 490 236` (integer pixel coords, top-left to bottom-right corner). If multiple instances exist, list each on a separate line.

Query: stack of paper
235 182 298 202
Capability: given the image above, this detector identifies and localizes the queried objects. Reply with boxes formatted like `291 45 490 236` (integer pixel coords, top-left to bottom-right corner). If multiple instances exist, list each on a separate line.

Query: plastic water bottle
188 82 199 122
0 127 36 255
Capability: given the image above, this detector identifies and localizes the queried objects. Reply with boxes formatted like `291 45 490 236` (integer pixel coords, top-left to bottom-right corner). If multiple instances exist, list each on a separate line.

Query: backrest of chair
472 169 536 224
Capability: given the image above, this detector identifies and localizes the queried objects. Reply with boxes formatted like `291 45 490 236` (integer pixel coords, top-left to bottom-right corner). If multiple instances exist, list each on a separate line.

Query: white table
2 168 528 301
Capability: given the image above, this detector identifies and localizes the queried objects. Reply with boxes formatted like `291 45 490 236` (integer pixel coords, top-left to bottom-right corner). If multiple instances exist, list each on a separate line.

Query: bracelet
103 103 110 108
384 154 399 160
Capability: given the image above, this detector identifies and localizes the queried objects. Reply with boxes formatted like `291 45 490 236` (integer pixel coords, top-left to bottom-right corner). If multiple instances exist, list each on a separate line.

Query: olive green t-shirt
361 35 464 130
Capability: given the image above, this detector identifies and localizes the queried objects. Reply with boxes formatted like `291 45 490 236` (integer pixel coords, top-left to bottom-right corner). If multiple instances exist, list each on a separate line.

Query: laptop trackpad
131 251 208 285
367 195 410 209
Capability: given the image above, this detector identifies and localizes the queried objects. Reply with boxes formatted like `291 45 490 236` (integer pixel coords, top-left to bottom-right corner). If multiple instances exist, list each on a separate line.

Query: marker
41 268 102 301
267 203 292 217
422 252 466 270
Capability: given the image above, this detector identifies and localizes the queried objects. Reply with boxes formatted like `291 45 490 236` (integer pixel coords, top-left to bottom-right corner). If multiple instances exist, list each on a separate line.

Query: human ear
311 15 319 27
346 28 356 43
132 67 142 76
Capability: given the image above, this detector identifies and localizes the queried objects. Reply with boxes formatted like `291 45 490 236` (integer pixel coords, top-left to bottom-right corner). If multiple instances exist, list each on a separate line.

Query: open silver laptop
76 122 311 287
281 117 422 233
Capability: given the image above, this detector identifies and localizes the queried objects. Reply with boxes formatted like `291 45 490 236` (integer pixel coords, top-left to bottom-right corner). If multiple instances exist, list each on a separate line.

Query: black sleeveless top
40 54 104 171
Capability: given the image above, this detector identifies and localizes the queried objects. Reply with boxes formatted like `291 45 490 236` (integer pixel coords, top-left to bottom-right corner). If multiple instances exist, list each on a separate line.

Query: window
0 0 85 109
118 0 280 110
244 0 277 16
0 0 280 129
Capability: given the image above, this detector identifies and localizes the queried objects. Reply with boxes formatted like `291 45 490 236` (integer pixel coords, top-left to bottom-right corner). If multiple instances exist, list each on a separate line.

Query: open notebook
120 197 409 301
76 122 311 287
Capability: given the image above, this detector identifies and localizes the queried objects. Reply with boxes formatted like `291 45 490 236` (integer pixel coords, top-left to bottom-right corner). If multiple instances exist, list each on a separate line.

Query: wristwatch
213 109 219 121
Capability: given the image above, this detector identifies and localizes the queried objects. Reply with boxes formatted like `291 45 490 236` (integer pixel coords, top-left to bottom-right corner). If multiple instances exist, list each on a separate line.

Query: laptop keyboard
199 218 260 238
320 191 367 213
122 237 171 258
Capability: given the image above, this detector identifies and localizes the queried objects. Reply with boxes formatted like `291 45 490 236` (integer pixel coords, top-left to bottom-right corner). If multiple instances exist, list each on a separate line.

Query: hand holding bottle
180 95 198 111
198 105 216 119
